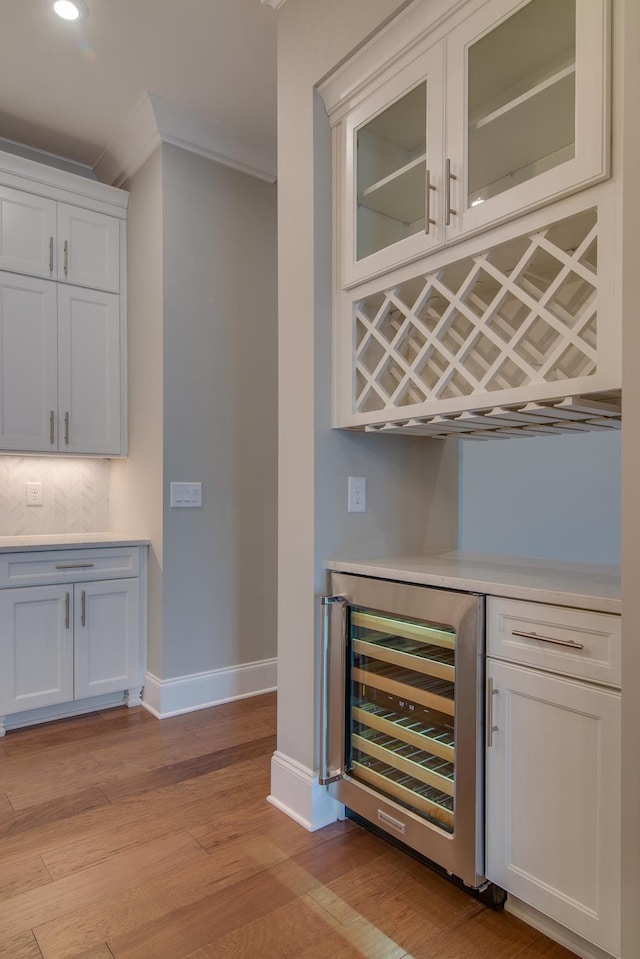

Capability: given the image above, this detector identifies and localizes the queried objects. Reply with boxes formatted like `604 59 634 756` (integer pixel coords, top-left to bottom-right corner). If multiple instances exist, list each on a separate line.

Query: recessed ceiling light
53 0 87 21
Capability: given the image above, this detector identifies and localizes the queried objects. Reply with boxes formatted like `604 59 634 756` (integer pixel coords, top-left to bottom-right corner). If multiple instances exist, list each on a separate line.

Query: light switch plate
170 482 202 508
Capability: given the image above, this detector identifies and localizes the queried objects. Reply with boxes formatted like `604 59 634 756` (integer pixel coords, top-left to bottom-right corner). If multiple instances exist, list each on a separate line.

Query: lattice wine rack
343 206 621 438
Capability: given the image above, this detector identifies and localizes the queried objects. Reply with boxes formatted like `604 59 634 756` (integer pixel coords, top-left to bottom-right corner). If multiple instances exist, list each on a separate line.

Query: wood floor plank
98 732 276 801
178 896 339 959
0 794 11 813
0 929 44 959
0 754 270 880
0 831 207 941
35 822 287 959
510 935 584 958
405 907 541 959
106 868 296 959
0 854 52 901
0 788 109 837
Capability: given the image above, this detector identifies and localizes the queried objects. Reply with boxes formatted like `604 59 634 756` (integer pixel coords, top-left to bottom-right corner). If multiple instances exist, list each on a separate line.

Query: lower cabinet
0 545 146 734
485 597 622 958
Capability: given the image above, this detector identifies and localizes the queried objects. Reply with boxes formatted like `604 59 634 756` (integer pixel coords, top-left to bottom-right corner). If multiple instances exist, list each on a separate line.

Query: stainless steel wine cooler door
321 572 485 888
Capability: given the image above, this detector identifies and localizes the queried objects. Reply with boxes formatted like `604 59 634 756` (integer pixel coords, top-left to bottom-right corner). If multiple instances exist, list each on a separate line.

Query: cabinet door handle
486 677 498 748
511 629 584 651
49 410 55 445
445 158 457 226
81 590 86 627
64 411 70 445
424 167 436 235
64 592 70 630
63 239 68 276
49 236 54 273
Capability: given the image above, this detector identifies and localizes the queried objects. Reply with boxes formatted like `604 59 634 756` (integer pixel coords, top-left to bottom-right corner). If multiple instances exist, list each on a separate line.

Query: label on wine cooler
378 809 406 835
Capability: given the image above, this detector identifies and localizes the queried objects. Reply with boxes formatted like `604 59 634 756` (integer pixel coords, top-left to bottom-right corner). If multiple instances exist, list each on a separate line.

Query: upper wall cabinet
333 0 610 290
0 186 120 293
0 151 128 456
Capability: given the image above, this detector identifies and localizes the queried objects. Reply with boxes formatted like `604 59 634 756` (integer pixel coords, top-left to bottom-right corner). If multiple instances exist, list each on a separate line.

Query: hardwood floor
0 694 579 959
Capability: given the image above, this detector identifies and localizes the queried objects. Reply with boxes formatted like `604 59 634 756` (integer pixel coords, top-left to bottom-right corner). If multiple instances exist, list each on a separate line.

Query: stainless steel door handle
320 594 347 785
486 677 498 748
445 158 457 226
80 590 86 627
64 592 70 630
511 629 584 651
425 167 436 235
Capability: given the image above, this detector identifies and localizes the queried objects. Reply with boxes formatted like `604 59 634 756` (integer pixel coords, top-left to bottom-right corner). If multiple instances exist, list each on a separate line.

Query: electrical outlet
348 476 366 513
26 481 43 507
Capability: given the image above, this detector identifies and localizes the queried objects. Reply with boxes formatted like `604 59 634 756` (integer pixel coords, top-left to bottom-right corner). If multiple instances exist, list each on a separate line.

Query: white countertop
0 533 150 552
326 550 621 614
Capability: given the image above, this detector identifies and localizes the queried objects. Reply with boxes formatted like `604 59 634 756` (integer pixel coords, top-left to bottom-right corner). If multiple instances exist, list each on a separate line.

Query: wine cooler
321 572 487 889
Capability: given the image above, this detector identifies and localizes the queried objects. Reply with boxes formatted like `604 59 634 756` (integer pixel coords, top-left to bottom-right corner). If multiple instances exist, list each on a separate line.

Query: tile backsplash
0 457 110 536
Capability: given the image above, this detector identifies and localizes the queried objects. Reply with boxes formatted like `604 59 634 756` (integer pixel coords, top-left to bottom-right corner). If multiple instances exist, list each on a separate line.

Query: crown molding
260 0 288 8
94 92 277 187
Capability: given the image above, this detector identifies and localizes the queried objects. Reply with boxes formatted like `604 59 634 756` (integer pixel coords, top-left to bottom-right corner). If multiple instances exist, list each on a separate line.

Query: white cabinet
336 0 609 288
322 0 619 438
0 585 73 713
0 185 120 293
0 185 56 279
0 272 121 455
0 150 127 455
485 597 621 957
0 545 146 734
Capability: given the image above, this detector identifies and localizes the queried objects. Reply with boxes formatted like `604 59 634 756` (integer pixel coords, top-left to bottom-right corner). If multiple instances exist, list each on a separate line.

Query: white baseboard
506 896 618 959
268 750 342 832
142 658 277 719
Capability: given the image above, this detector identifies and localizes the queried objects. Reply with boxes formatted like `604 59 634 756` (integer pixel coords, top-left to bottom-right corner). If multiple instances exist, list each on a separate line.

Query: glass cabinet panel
347 606 457 833
356 83 427 261
466 0 576 209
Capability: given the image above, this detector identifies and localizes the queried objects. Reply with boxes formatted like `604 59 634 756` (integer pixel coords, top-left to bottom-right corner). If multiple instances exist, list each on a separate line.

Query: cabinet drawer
487 597 621 687
0 548 139 587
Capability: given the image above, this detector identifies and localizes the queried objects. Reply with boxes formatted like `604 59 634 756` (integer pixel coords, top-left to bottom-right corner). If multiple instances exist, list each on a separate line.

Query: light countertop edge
0 534 150 552
326 552 621 615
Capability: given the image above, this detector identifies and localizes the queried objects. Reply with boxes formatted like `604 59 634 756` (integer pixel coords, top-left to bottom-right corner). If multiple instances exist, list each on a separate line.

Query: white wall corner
94 93 162 187
142 658 277 718
260 0 288 9
268 750 342 831
94 91 277 187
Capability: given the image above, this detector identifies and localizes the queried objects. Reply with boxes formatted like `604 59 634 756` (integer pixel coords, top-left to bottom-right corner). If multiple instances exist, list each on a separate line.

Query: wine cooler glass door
347 606 457 834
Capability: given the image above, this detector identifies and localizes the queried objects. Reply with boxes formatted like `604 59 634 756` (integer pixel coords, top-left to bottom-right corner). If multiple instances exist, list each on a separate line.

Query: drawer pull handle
55 563 95 570
511 629 584 651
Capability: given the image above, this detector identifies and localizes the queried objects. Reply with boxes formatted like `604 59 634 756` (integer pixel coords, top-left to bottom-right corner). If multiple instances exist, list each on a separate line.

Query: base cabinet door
74 579 139 699
0 586 73 713
486 658 621 957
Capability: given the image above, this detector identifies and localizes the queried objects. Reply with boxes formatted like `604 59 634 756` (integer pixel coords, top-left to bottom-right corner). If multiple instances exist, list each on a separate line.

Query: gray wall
161 144 278 678
112 143 278 683
459 431 621 564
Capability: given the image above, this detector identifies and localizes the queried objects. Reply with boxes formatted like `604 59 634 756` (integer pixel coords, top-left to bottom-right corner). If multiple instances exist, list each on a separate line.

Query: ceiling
0 0 277 175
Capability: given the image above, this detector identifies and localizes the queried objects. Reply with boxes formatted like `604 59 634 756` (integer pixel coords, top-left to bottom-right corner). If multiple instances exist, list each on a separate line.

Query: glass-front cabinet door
445 0 609 241
342 43 444 288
